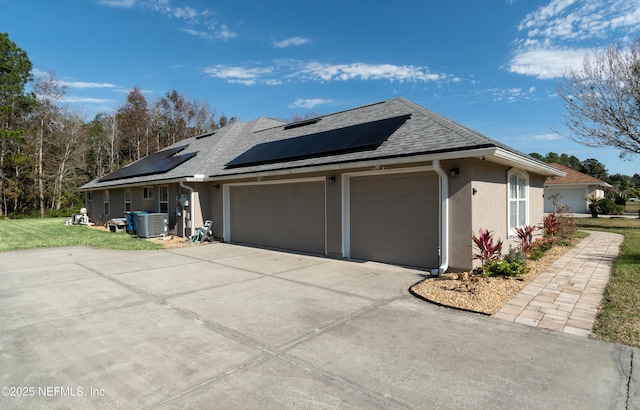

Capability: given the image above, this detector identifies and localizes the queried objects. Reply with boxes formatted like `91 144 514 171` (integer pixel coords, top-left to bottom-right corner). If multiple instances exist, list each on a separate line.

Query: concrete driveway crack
627 350 634 409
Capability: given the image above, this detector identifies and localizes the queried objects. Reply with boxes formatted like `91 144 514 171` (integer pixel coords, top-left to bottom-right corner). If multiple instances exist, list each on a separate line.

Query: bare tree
32 70 67 217
51 111 87 210
556 38 640 159
117 86 149 161
153 90 192 145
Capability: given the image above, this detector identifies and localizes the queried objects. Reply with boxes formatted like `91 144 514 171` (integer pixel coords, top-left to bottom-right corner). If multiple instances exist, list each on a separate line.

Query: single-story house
544 163 610 214
79 97 563 273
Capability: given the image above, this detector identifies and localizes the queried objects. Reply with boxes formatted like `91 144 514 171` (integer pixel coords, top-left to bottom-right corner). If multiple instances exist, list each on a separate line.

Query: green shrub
484 260 528 277
505 246 526 265
555 238 573 247
529 237 555 260
598 198 614 214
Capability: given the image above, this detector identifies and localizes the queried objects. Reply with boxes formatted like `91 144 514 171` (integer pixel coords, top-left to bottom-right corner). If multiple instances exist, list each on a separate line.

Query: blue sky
2 0 639 176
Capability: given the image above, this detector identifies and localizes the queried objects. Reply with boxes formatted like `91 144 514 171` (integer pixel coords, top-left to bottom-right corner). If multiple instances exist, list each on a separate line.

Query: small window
124 189 132 212
143 186 154 200
508 170 528 233
159 185 168 213
103 190 110 215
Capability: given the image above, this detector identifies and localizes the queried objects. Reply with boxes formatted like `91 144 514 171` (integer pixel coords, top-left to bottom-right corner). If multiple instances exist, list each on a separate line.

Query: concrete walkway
494 230 623 336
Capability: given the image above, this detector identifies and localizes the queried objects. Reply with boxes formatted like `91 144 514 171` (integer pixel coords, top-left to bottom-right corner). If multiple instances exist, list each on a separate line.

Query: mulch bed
410 241 578 315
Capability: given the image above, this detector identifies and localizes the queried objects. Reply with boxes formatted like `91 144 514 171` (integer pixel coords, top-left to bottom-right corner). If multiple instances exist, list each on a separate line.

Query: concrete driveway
0 244 637 409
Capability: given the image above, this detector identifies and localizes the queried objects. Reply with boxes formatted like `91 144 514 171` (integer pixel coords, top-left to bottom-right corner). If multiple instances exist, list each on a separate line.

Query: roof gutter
432 159 449 275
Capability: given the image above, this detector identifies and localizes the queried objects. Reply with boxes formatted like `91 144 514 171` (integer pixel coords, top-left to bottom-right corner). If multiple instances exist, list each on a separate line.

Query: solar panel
226 114 411 168
98 146 197 182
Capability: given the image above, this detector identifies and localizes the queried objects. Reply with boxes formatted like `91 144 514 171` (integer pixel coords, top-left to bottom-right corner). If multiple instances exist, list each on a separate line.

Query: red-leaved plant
543 213 560 238
471 229 503 265
514 224 539 254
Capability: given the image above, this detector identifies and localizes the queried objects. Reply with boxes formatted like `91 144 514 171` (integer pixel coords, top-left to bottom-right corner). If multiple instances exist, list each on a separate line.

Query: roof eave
491 148 566 176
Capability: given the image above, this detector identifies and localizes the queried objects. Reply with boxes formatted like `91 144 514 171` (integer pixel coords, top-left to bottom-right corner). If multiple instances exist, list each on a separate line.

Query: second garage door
349 171 440 268
229 181 325 254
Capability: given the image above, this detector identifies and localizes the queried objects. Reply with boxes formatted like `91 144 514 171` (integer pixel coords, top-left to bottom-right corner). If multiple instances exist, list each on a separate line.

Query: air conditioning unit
137 213 168 238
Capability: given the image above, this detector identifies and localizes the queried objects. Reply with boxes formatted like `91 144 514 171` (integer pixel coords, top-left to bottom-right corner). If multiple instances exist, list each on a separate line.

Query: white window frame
143 186 154 200
103 190 110 216
124 188 132 212
507 169 529 235
159 185 168 213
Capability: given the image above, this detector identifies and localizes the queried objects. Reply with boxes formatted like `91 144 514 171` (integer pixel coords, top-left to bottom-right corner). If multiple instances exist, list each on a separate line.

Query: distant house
79 97 563 273
544 163 611 214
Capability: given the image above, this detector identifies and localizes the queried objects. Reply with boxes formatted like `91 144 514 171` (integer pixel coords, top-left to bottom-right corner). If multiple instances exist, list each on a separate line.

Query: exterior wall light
328 176 336 184
450 167 460 177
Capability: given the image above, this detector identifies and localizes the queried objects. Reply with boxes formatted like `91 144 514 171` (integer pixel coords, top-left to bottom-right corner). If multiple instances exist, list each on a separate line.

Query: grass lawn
626 201 640 214
575 217 640 348
0 218 163 251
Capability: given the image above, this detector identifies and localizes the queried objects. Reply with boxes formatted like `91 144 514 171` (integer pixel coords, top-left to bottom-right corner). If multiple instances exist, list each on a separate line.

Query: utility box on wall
137 213 168 238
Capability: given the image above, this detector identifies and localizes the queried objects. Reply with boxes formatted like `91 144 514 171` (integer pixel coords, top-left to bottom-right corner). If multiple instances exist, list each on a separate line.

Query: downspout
179 181 194 238
432 160 449 275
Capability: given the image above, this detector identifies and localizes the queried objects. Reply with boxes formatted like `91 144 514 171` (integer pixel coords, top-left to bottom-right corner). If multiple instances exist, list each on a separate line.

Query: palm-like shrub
471 229 503 265
514 224 539 254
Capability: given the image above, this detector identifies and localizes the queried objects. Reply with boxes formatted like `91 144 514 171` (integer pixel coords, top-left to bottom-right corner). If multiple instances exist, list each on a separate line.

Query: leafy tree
528 152 581 169
546 152 561 164
0 32 34 216
556 38 640 159
529 152 545 161
559 153 581 170
581 158 608 180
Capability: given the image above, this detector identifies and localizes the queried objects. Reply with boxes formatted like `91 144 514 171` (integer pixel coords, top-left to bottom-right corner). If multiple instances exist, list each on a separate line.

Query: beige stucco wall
441 158 473 271
83 158 552 273
86 183 180 231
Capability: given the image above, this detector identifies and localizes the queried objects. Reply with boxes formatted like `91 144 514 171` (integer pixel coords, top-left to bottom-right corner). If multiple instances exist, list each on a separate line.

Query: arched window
508 169 529 233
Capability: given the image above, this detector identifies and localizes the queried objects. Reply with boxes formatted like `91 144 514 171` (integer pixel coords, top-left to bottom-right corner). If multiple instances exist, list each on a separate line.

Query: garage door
229 181 325 254
545 187 587 213
350 171 439 268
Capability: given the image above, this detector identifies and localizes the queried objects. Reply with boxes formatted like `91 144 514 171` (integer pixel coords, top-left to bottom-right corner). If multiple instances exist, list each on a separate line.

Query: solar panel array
225 114 411 169
98 146 197 182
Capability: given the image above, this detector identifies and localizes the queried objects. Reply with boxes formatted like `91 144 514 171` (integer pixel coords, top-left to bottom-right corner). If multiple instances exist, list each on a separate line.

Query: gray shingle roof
79 97 547 190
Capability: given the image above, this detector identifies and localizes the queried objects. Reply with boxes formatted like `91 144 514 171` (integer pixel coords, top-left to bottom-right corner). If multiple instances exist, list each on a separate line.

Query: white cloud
510 0 640 79
63 96 115 104
181 28 212 40
532 133 564 141
299 62 442 82
60 81 117 89
217 24 237 40
290 98 333 109
487 86 537 103
202 65 274 86
97 0 136 8
509 47 587 79
173 6 197 19
98 0 235 41
272 37 310 48
203 61 449 86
